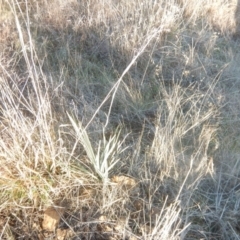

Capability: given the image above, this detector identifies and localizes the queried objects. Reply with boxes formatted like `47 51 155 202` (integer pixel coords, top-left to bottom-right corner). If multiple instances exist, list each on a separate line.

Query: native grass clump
0 0 240 239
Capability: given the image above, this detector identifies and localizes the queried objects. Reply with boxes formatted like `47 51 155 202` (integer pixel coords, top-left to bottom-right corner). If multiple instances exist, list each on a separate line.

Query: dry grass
0 0 240 239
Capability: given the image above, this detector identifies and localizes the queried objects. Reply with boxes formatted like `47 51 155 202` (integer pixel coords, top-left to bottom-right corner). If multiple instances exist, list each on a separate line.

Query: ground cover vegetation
0 0 240 239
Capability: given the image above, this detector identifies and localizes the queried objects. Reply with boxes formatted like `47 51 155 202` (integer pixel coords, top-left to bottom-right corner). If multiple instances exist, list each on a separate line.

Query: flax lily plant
68 113 128 184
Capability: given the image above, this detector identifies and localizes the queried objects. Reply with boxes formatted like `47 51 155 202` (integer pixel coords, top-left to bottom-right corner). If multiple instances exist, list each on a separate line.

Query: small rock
111 175 137 190
56 228 68 240
42 206 65 232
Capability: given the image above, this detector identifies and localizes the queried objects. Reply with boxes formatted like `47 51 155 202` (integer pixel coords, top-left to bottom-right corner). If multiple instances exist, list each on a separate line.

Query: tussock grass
0 0 240 239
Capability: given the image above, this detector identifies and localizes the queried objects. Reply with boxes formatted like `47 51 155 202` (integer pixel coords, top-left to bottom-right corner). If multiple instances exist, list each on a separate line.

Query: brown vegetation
0 0 240 239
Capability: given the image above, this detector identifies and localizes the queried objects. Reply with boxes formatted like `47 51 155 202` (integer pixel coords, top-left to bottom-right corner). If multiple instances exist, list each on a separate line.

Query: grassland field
0 0 240 239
